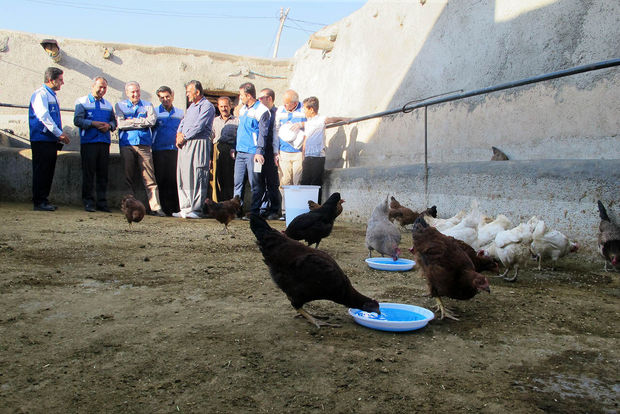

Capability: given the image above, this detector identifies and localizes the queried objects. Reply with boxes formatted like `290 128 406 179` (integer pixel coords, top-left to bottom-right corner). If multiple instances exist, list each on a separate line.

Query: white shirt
303 115 327 157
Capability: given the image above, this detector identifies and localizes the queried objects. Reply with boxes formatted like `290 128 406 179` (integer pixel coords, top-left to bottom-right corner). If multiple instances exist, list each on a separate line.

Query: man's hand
58 133 70 144
254 154 265 164
274 154 280 167
230 149 236 160
176 132 186 149
92 121 111 132
290 122 303 132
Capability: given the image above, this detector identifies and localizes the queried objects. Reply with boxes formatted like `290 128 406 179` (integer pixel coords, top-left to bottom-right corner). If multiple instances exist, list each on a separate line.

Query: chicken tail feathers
598 200 610 222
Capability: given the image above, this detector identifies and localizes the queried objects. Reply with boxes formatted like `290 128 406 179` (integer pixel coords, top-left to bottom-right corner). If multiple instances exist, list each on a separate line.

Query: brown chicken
120 195 146 228
410 237 499 274
308 198 345 218
250 214 380 328
410 216 490 320
388 196 437 226
597 200 620 271
203 195 241 234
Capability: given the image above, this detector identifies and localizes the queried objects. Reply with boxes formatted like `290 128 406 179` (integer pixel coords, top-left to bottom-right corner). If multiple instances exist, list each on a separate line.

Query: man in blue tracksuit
73 76 116 212
152 86 183 216
233 82 270 217
28 67 71 211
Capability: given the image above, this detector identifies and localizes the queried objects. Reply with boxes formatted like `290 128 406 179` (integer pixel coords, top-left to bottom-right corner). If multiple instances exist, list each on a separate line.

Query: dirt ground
0 202 618 413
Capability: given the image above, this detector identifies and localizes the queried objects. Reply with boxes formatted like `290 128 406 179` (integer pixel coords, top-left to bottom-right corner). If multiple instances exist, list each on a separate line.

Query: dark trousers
213 141 235 202
81 143 110 208
300 156 325 203
260 152 281 215
31 141 58 206
233 151 264 215
153 149 179 215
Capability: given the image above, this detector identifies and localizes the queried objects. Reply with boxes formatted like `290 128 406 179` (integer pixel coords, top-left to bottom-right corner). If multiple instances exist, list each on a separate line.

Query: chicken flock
123 191 618 326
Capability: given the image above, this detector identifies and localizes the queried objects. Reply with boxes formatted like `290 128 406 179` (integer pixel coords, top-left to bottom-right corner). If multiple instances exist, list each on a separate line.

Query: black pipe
0 102 75 112
326 58 620 128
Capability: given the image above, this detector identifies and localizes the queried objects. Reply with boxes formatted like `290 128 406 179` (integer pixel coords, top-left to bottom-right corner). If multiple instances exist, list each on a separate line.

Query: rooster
597 200 620 271
308 198 345 218
365 196 401 260
284 192 342 248
529 220 578 270
388 196 437 227
203 195 241 234
250 214 380 328
120 195 145 228
410 217 490 320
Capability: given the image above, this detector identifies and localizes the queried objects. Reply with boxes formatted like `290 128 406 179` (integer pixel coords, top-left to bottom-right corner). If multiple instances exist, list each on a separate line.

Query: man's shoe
96 206 111 212
266 213 281 220
241 216 250 221
85 204 96 212
279 214 286 221
172 211 185 218
185 211 201 219
34 203 56 211
149 209 166 217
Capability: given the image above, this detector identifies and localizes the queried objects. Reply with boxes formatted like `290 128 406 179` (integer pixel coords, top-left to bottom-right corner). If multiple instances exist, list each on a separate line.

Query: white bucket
283 185 320 227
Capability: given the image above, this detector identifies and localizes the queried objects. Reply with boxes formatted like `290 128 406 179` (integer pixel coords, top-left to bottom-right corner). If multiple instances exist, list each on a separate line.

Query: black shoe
85 204 96 212
96 205 111 212
266 213 281 220
149 209 166 217
34 203 56 211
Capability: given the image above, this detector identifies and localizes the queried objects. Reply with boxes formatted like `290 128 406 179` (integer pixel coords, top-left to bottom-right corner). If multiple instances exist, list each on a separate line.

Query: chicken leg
434 297 459 321
503 266 519 282
296 308 341 328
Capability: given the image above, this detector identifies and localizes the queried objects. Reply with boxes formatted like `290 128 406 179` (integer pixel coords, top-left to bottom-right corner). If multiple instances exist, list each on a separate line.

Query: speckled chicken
120 195 145 228
365 196 401 260
597 200 620 271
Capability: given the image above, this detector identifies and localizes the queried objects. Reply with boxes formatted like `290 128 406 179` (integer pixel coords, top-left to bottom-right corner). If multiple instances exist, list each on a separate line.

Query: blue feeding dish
365 257 415 271
349 302 434 332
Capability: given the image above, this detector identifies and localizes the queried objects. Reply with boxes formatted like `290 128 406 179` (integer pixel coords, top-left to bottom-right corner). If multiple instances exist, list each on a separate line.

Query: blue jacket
236 100 270 154
275 103 306 153
115 99 156 147
153 105 184 151
73 94 116 144
29 85 62 143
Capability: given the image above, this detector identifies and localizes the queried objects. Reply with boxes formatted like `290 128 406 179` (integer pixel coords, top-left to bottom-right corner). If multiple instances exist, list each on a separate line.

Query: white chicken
530 220 578 270
424 210 466 232
485 216 539 282
474 214 512 250
439 200 482 246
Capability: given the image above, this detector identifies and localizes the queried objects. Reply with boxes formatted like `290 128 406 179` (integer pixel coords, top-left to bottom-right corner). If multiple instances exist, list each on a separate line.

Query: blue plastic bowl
365 257 415 271
349 302 434 332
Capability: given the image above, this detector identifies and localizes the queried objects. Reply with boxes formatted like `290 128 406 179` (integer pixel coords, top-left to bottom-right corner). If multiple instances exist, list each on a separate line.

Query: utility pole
272 7 290 58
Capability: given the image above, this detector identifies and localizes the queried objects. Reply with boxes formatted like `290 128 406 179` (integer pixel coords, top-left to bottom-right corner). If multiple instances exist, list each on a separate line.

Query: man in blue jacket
152 86 183 216
115 81 165 216
28 67 71 211
233 82 270 218
73 76 116 212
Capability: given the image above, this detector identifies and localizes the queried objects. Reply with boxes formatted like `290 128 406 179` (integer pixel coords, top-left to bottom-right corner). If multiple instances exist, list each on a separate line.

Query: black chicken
250 214 380 328
284 192 341 248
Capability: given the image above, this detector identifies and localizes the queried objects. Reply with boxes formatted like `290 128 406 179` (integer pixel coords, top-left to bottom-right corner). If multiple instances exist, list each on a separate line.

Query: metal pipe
326 58 620 129
424 105 428 206
0 102 75 112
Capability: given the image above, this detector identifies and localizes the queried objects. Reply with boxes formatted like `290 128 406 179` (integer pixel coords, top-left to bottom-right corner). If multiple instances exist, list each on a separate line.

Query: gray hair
125 81 140 90
185 80 203 94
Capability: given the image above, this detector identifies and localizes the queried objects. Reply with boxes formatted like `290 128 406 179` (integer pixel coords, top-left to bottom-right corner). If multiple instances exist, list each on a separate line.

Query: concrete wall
0 29 293 150
289 0 620 167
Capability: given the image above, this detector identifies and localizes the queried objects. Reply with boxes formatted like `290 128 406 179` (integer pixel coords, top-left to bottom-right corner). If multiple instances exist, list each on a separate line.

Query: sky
0 0 366 58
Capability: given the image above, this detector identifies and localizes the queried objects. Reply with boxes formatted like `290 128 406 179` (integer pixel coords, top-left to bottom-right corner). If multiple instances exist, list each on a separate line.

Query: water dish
349 302 434 332
365 257 415 271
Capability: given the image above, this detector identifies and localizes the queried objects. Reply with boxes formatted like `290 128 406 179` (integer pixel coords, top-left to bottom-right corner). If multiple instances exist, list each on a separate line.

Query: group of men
29 67 347 219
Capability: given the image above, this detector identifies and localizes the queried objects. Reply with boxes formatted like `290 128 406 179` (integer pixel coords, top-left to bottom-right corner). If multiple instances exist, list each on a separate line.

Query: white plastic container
283 185 320 227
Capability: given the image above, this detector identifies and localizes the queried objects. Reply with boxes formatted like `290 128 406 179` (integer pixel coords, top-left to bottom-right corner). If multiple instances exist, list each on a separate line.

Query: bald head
283 89 299 112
